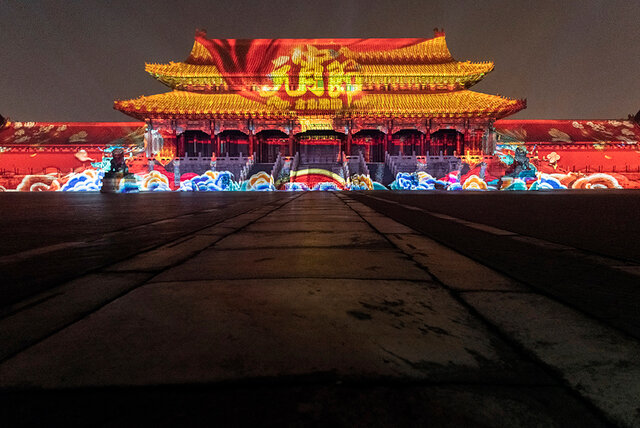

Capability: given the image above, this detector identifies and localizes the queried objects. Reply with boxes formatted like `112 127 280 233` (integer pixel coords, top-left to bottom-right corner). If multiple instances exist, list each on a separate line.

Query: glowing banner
298 117 334 132
256 45 362 107
190 35 430 110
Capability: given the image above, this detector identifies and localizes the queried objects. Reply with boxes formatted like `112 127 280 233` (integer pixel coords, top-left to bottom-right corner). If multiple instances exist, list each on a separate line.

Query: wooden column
459 129 468 156
247 119 254 157
425 123 431 156
288 132 295 156
208 120 214 158
386 120 393 154
483 125 496 155
176 132 184 157
145 121 153 158
169 125 177 157
346 125 352 156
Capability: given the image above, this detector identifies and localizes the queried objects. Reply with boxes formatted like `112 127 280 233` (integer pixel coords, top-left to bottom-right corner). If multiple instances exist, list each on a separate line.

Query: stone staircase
215 154 254 181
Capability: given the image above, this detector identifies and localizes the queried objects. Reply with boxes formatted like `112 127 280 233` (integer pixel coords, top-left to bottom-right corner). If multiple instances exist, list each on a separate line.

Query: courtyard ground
1 191 639 427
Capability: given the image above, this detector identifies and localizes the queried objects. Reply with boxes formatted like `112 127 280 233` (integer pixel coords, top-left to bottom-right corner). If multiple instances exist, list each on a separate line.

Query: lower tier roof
114 90 525 120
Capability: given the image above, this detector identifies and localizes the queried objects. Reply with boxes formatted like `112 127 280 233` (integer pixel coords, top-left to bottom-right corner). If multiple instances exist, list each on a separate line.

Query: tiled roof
186 34 455 66
145 61 494 92
350 92 524 118
114 90 525 120
117 30 524 122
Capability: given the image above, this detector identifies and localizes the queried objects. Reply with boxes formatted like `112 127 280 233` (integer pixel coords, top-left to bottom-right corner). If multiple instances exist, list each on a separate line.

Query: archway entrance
256 130 289 163
181 130 213 157
391 130 424 156
430 129 463 156
352 130 385 162
218 130 249 157
296 130 345 164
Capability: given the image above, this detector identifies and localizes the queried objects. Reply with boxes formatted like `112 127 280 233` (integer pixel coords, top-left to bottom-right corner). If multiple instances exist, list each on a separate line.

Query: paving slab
216 212 270 228
258 212 363 223
195 225 239 235
278 205 347 210
0 272 153 361
612 265 640 276
278 206 345 213
387 234 529 291
286 199 345 204
0 384 607 427
510 235 575 250
153 248 431 281
360 215 417 234
105 235 221 272
273 206 346 213
350 192 640 341
0 279 545 388
215 231 391 249
281 197 343 204
275 206 350 213
245 220 374 232
344 203 379 214
462 291 640 428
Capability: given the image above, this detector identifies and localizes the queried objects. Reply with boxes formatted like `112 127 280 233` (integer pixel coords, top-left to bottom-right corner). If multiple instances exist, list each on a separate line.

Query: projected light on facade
0 30 638 191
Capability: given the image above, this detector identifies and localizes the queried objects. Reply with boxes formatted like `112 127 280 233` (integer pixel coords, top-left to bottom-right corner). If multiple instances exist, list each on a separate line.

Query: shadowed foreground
1 191 639 426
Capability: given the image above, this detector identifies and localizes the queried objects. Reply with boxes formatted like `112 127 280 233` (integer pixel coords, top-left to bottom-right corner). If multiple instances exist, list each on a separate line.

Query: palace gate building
114 29 525 167
2 29 638 191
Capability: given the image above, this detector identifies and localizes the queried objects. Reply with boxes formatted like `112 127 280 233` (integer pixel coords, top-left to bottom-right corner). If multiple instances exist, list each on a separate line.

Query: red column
248 132 255 156
425 131 431 156
288 133 295 156
176 133 184 157
455 133 463 156
346 126 352 156
460 130 469 155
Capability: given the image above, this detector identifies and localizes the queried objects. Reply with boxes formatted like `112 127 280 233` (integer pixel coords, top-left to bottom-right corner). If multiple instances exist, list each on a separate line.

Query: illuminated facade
1 30 639 192
114 29 525 163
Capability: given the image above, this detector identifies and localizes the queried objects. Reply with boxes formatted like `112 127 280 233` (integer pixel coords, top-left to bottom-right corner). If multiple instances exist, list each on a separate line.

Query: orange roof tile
145 60 494 92
114 90 525 120
186 34 454 66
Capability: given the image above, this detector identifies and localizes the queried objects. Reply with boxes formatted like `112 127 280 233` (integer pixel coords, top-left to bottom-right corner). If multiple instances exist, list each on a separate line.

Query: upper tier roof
186 30 455 65
115 29 525 121
146 61 494 93
146 30 494 93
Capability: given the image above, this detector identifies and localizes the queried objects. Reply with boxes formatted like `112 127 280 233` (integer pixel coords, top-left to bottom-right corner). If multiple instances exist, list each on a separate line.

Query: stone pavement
1 192 638 426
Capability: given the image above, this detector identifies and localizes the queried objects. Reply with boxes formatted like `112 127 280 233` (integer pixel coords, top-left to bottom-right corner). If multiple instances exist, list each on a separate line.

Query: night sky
1 0 638 122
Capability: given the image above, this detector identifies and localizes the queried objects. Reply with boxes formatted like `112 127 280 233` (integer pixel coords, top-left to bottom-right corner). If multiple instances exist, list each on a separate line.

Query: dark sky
1 0 638 122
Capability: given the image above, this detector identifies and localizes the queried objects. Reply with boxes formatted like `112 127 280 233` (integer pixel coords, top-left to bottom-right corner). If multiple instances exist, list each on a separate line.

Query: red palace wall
535 145 640 174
